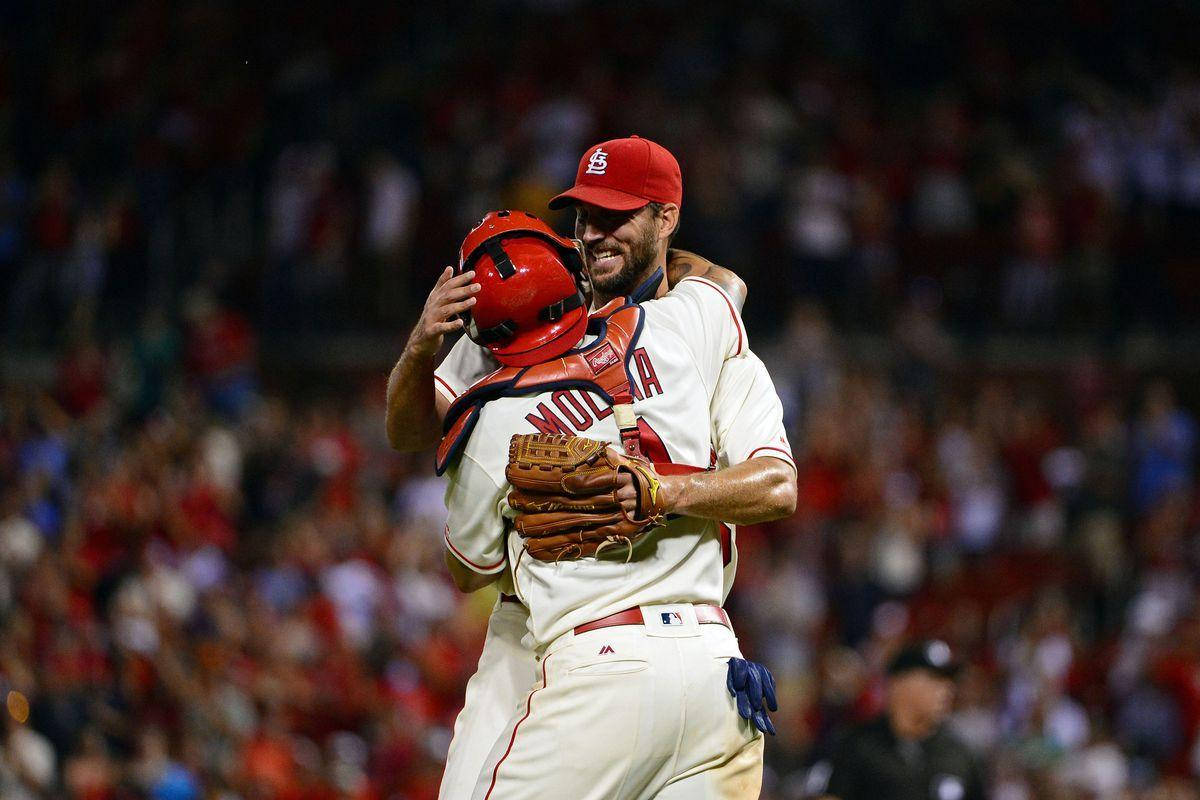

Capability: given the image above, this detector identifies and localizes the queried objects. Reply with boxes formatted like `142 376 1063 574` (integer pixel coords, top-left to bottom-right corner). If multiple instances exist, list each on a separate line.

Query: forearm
385 344 440 451
660 456 796 525
387 265 479 450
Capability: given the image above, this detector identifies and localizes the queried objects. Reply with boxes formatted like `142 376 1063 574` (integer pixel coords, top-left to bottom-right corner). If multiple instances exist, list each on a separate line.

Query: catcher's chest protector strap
435 304 645 475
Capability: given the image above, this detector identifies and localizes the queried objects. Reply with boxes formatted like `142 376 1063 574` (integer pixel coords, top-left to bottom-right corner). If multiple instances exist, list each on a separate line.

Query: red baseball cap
549 135 682 212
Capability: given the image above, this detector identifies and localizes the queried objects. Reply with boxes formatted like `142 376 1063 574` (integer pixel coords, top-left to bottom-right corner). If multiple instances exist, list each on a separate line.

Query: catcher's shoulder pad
435 304 645 475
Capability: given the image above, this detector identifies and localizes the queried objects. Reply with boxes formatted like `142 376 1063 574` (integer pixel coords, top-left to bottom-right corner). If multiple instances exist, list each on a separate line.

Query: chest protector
436 300 644 475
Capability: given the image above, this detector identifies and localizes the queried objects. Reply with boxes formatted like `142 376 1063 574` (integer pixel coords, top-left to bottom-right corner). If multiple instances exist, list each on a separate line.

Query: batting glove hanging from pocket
727 657 779 735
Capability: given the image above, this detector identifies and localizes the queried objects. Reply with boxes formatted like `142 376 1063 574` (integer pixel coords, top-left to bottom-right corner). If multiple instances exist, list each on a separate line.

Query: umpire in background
813 640 985 800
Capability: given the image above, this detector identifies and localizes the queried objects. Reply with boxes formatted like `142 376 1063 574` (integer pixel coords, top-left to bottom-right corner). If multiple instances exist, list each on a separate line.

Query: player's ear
656 203 680 243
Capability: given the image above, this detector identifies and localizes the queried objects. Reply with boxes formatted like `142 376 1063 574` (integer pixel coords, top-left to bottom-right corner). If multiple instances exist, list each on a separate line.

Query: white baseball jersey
437 334 795 605
443 277 792 648
436 340 792 800
435 334 499 406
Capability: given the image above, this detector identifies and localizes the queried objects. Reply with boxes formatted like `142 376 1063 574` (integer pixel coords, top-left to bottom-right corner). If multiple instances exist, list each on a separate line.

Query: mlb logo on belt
661 612 683 625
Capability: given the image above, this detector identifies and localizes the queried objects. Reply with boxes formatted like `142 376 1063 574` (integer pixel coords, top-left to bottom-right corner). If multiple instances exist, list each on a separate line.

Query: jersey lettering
517 349 664 436
525 402 572 435
580 392 614 421
552 391 592 431
633 348 662 398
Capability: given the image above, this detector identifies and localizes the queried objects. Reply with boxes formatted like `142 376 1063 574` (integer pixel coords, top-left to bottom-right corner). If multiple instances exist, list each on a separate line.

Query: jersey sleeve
434 335 500 404
442 450 508 575
711 350 796 472
652 276 748 391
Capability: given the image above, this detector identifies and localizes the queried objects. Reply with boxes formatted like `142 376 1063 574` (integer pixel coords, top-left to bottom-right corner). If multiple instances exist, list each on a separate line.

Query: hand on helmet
408 267 480 357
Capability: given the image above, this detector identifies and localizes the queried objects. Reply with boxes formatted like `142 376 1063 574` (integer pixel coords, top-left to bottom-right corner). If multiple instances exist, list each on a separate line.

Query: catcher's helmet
457 210 588 367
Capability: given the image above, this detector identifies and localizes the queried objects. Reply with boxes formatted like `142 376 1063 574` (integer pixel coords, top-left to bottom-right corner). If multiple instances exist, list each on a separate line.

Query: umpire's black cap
886 639 962 679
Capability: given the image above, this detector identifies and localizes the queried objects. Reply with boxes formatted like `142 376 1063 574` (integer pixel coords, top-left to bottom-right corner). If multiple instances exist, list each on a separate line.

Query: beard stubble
589 222 660 302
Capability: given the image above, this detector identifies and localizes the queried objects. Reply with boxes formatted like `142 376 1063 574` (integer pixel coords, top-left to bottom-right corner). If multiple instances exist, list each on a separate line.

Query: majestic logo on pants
599 645 615 655
585 148 609 175
661 612 682 625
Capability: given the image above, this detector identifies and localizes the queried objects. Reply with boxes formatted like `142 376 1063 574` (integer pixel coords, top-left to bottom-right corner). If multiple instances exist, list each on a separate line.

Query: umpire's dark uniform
814 641 985 800
821 715 985 800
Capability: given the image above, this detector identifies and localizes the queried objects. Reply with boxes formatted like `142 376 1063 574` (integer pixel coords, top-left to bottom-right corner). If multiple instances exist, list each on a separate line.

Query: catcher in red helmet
454 210 590 367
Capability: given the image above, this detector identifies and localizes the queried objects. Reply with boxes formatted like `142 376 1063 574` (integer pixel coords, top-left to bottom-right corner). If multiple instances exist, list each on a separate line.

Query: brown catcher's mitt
506 433 668 562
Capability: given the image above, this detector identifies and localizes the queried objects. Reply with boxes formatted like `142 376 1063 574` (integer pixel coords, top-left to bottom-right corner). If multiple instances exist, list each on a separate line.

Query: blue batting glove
726 657 778 735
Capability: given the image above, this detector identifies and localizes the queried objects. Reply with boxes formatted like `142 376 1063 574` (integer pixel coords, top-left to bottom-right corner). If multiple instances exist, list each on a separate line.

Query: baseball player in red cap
384 137 790 798
548 135 685 300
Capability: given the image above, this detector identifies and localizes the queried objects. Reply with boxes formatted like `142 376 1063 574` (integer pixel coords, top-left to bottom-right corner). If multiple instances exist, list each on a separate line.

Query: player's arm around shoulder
646 270 749 377
385 266 481 451
609 353 797 527
641 345 797 526
666 248 747 312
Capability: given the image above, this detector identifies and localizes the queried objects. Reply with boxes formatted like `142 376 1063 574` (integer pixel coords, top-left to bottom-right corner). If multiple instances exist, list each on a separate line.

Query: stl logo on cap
585 147 608 175
549 136 682 211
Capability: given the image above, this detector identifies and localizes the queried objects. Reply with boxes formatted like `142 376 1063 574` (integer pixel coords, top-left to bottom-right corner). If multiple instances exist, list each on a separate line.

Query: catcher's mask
456 210 589 367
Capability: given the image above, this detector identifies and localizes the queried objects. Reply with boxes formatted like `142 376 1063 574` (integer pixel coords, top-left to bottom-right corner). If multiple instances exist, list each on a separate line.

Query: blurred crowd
750 305 1200 799
2 1 1200 347
3 1 1200 799
1 300 484 799
4 288 1200 799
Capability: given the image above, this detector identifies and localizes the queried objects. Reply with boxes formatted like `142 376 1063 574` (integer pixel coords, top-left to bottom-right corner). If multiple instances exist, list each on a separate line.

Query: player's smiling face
574 202 659 301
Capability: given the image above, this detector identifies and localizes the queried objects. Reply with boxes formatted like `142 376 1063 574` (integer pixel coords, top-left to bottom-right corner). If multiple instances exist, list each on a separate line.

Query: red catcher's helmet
457 210 587 367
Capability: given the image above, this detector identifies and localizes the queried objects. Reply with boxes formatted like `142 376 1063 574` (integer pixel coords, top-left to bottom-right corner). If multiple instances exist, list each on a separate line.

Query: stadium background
2 1 1200 797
